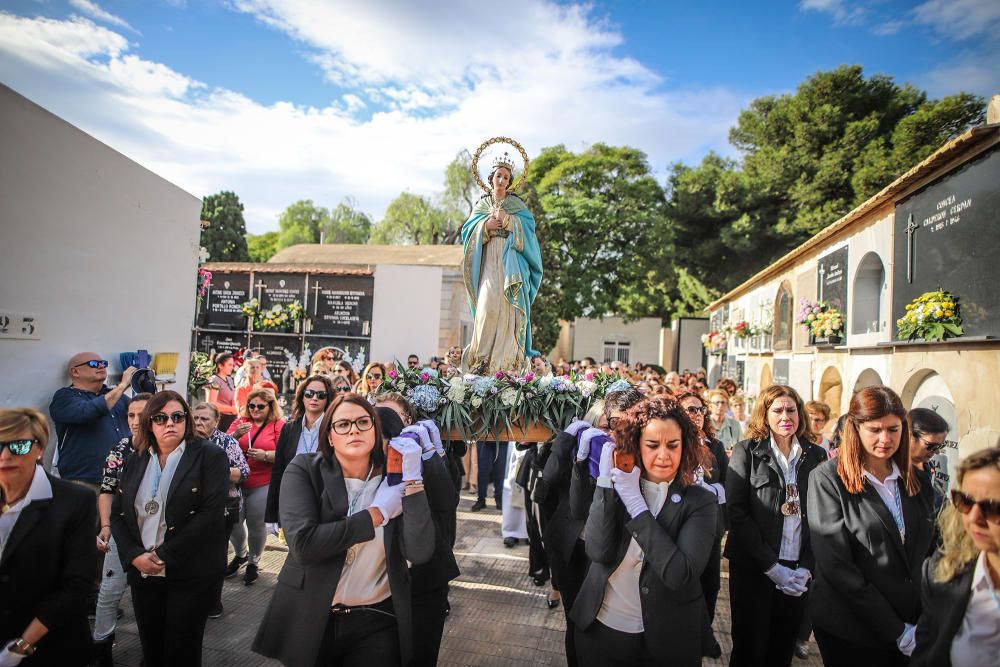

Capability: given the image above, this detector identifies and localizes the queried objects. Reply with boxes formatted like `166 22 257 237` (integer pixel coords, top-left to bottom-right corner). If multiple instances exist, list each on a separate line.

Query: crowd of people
0 349 997 667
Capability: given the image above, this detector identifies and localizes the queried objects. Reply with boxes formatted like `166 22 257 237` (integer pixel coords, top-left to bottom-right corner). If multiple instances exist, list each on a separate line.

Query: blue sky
1 0 997 233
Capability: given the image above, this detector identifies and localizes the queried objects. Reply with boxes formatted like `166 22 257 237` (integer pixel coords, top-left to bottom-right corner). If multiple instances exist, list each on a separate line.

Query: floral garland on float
897 289 964 342
374 362 632 441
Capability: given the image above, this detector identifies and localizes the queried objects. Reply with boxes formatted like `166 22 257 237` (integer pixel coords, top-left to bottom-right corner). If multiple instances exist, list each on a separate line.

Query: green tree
370 193 453 245
247 231 280 262
277 199 328 248
200 191 250 261
441 149 478 237
322 197 372 244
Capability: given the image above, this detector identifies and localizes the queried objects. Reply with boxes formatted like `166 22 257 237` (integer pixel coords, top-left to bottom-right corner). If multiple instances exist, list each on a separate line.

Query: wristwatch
12 638 36 656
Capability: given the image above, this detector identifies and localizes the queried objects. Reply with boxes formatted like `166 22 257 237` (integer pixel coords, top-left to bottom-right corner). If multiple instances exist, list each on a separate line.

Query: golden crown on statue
491 151 516 172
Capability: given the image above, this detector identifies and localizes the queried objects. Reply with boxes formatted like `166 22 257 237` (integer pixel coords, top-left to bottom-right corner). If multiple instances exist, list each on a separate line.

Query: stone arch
903 370 960 487
819 366 844 419
852 368 883 393
852 252 886 334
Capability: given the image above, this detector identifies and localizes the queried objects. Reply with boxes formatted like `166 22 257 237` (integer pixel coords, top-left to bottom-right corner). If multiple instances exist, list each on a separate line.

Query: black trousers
410 586 449 666
700 535 722 622
813 626 908 667
129 574 216 667
476 441 509 502
548 538 589 667
728 561 807 667
314 598 400 667
524 487 549 583
574 620 655 667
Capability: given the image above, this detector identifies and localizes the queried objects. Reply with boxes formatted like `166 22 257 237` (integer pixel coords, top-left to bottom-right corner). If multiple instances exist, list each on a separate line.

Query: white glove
765 563 806 596
779 567 811 596
564 419 590 438
897 623 916 657
390 437 423 482
577 427 605 462
417 419 445 456
596 439 616 488
401 425 433 455
370 477 404 526
0 645 25 667
265 522 280 536
610 467 647 518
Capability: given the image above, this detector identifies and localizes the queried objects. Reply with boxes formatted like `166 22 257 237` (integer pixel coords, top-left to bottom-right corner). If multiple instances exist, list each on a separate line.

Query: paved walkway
107 491 823 666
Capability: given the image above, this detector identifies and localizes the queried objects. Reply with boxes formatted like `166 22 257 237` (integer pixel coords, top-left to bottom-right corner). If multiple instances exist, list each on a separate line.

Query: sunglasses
334 386 351 393
919 437 948 454
248 403 269 411
685 406 707 415
950 489 1000 523
407 361 419 367
75 359 109 369
0 439 36 456
367 373 383 381
331 416 374 435
150 411 186 425
303 390 328 400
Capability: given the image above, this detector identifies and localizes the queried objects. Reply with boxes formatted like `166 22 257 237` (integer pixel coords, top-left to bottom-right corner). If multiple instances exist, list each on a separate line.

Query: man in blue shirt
49 352 137 490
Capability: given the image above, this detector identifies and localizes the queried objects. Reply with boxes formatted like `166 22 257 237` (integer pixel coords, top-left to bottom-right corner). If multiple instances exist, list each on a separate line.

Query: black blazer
0 473 95 666
724 437 828 571
252 453 435 667
911 554 976 667
702 437 729 537
111 438 229 581
265 418 304 523
806 460 935 647
539 431 587 560
410 453 460 596
569 481 718 667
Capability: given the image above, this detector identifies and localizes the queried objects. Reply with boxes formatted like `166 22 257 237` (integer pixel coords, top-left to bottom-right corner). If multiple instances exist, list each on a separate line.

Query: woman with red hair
569 397 718 667
807 386 935 666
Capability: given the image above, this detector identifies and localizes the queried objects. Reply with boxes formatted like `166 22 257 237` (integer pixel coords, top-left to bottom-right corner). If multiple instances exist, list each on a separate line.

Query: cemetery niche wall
193 265 374 400
893 145 1000 340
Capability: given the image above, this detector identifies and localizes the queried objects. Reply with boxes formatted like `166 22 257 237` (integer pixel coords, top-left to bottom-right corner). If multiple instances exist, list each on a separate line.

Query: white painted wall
846 213 892 347
0 85 201 417
572 316 663 366
371 264 443 364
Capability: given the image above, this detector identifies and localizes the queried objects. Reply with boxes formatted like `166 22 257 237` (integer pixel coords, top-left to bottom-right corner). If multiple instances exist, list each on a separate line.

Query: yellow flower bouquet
896 290 964 342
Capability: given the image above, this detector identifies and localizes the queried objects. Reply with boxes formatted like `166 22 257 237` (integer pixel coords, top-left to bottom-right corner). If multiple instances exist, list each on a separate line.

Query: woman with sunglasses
913 447 1000 667
265 376 335 528
807 386 935 666
226 389 285 585
110 391 229 667
355 362 386 401
676 391 729 658
335 360 359 387
253 394 434 666
0 408 96 667
908 407 951 508
725 384 828 667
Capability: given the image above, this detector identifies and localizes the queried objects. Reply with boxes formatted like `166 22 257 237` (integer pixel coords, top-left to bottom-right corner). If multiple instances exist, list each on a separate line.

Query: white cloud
0 6 746 233
920 59 1000 99
872 19 905 36
68 0 137 32
912 0 1000 41
799 0 866 26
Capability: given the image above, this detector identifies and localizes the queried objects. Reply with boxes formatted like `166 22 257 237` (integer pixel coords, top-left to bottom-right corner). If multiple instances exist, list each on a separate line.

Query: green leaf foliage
200 191 250 262
246 231 280 263
370 192 454 245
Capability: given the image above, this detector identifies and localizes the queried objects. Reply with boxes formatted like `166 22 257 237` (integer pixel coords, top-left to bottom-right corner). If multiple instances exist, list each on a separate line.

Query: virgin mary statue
461 152 543 375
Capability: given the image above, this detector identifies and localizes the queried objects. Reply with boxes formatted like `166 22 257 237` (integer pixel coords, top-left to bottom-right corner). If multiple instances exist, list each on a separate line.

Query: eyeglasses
685 406 707 415
335 386 351 393
0 439 36 456
367 373 383 381
150 411 186 425
303 390 328 400
331 416 374 435
248 403 269 411
950 489 1000 523
74 359 109 369
919 436 948 454
407 361 419 367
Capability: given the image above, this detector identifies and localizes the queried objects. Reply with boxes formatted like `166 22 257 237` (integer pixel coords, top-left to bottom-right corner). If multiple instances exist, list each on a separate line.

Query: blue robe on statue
461 193 543 373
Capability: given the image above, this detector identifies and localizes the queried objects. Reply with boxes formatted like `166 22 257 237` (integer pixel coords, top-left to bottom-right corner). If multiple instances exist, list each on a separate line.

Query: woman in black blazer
913 446 1000 667
265 375 334 525
252 393 434 666
807 386 935 667
570 397 718 667
109 391 229 667
724 384 827 667
0 408 96 666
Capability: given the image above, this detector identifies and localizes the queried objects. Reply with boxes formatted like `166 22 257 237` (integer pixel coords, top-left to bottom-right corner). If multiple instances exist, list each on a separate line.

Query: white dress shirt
0 465 52 560
771 437 803 561
949 551 1000 667
134 442 187 575
597 479 670 633
332 475 390 606
863 462 905 542
295 416 322 455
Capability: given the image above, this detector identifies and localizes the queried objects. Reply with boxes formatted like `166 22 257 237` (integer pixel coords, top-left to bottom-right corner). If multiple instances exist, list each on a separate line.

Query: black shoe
208 601 224 619
494 498 502 510
244 563 259 585
704 638 722 659
531 575 547 587
794 642 809 660
503 537 517 548
91 633 114 667
470 499 486 512
546 597 560 610
225 555 248 578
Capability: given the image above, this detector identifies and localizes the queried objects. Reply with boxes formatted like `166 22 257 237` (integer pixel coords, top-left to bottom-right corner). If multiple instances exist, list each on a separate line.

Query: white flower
471 396 483 408
447 383 466 403
538 374 554 390
500 387 518 407
576 381 597 398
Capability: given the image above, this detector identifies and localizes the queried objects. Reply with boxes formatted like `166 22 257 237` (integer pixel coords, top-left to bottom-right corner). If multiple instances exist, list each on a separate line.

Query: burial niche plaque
253 273 306 311
306 275 374 338
200 272 251 330
893 147 1000 338
194 331 248 357
817 247 848 315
